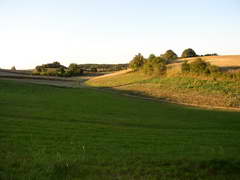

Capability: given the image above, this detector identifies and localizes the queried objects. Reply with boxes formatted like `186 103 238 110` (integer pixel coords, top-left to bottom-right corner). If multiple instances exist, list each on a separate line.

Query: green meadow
0 79 240 179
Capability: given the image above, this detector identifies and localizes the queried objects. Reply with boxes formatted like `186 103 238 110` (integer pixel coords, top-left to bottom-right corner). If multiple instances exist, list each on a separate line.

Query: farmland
1 79 240 179
87 55 240 110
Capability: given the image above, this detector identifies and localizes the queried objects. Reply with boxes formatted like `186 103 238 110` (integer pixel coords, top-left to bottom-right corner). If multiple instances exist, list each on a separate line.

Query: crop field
0 79 240 179
181 55 240 68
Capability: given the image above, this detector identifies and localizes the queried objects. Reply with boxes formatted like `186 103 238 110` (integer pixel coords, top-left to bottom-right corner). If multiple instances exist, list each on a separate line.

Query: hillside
1 79 240 179
86 56 240 110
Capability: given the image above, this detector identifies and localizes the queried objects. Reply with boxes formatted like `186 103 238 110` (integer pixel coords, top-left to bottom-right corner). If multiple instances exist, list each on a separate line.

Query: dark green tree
129 53 145 70
148 54 156 61
162 50 178 62
181 48 197 58
143 56 166 76
68 63 79 72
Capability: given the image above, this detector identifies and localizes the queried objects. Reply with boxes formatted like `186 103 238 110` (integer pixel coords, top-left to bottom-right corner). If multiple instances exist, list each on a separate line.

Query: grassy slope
86 71 240 109
1 80 240 179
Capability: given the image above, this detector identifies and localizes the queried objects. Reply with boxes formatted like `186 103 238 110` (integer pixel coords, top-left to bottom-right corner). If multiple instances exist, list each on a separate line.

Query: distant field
181 55 240 68
1 79 240 179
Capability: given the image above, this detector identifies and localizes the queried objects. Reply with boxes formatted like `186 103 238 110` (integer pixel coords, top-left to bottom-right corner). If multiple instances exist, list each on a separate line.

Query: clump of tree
181 58 220 74
129 53 146 71
77 64 128 72
33 61 128 77
129 53 167 76
41 61 66 69
143 56 167 76
161 50 178 63
181 48 197 58
33 61 71 77
68 63 84 76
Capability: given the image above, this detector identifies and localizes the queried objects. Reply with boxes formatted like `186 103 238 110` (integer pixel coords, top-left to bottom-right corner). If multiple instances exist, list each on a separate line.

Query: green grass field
1 79 240 179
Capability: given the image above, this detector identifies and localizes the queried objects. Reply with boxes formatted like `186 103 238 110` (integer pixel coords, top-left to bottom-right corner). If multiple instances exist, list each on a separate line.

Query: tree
68 63 79 72
129 53 145 70
57 67 65 74
11 66 16 71
68 63 83 76
148 54 156 61
35 66 42 72
162 50 178 62
181 48 197 58
143 56 166 76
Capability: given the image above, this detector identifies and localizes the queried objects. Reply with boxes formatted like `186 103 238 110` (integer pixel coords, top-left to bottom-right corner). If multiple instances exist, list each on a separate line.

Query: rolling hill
86 55 240 110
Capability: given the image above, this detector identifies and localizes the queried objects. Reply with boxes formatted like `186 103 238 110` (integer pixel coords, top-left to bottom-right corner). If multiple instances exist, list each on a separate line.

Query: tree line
129 48 219 76
33 62 128 77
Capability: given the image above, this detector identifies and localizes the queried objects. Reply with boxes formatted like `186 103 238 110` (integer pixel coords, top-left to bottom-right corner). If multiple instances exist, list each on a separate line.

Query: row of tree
34 62 129 77
129 48 219 75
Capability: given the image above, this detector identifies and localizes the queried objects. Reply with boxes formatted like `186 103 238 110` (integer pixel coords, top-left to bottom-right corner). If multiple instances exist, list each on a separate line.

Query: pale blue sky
0 0 240 69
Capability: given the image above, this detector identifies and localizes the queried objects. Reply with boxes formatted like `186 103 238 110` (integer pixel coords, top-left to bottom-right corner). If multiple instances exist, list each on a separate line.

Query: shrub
129 53 145 70
143 62 154 75
181 48 197 58
181 61 190 72
148 54 156 61
153 62 167 75
143 56 166 76
181 58 220 75
189 58 210 74
151 57 167 64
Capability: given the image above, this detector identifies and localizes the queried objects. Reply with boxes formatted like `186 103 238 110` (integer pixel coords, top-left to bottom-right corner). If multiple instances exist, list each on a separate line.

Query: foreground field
0 79 240 179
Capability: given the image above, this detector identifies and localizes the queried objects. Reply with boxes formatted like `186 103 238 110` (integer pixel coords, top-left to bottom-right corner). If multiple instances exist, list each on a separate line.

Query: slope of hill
86 56 240 110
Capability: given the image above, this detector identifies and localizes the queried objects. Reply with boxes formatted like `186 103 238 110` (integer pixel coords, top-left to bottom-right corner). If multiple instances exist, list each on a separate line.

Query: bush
143 56 166 76
181 61 190 72
129 53 145 70
181 48 197 58
153 62 167 75
143 62 154 75
189 58 210 74
148 54 156 61
181 58 220 75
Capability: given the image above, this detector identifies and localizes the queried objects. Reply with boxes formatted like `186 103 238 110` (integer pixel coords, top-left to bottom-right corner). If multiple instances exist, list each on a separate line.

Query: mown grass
1 79 240 179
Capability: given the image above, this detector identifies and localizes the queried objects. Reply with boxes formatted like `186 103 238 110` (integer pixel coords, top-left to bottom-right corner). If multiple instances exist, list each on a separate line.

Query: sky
0 0 240 69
